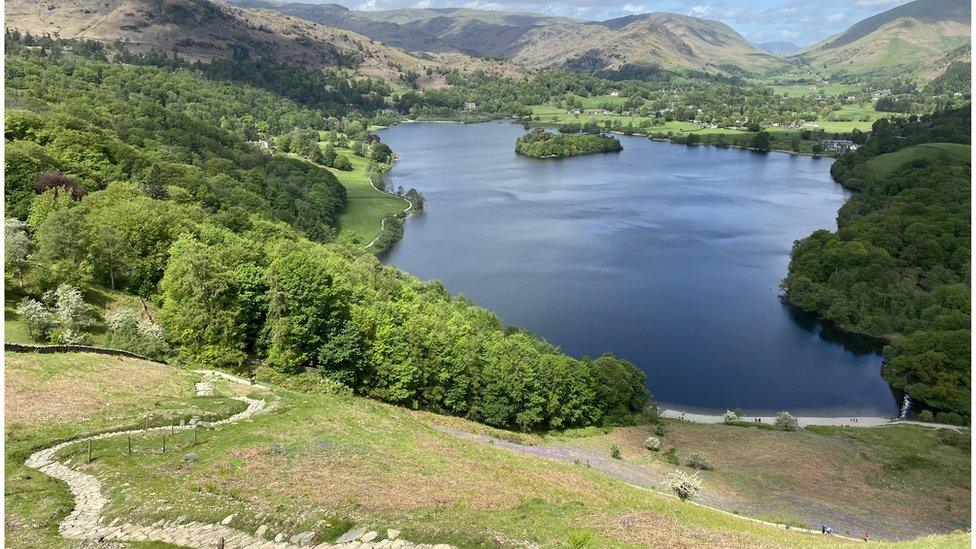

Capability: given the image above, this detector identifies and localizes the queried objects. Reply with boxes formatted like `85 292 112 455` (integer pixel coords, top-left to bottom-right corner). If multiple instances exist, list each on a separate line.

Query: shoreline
658 408 965 431
371 120 917 420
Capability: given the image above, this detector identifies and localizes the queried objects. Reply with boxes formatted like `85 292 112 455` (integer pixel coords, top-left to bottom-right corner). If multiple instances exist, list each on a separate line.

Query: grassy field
8 352 970 548
4 352 245 548
322 145 407 247
529 103 881 135
862 143 972 179
768 83 863 97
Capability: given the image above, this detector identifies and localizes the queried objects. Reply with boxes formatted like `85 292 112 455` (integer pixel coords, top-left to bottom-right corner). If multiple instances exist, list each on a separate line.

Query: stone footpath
25 370 452 549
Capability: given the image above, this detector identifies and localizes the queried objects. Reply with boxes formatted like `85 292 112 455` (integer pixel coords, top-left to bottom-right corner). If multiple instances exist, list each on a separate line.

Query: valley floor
4 351 971 548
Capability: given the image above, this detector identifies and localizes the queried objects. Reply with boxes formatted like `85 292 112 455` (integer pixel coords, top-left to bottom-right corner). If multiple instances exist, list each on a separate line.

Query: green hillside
6 352 972 547
861 143 971 180
796 0 971 80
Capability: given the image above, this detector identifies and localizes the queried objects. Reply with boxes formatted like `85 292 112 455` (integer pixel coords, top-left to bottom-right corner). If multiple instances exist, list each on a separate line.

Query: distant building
464 102 478 110
609 90 620 97
821 139 858 152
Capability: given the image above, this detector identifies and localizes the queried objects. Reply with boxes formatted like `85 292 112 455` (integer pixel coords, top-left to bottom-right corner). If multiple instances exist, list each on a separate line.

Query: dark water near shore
378 121 899 416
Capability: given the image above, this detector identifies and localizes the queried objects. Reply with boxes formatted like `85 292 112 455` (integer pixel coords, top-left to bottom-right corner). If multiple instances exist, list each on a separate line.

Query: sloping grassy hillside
326 146 408 246
6 352 971 548
4 353 245 547
861 143 971 180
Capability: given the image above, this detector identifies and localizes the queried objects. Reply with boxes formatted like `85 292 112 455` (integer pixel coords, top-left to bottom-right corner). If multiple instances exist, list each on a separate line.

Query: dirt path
659 408 965 431
24 369 449 549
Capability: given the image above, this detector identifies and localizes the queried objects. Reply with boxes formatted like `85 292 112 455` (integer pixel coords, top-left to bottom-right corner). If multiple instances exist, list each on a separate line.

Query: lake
378 121 899 416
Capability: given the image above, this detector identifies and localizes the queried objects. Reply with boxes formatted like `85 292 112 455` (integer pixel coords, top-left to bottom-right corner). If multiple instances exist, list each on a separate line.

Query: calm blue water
378 121 898 416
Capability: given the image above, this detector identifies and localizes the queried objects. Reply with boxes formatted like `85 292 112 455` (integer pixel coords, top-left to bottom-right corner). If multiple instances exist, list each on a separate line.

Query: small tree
332 154 352 171
105 308 170 359
686 452 713 470
775 411 798 431
645 436 661 452
665 469 702 500
15 284 95 343
47 284 96 344
610 443 621 459
5 218 30 286
918 410 934 422
15 299 55 341
722 409 739 424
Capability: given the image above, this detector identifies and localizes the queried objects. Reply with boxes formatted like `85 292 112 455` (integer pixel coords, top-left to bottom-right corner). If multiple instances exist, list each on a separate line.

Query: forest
3 39 649 432
515 128 622 158
783 106 971 419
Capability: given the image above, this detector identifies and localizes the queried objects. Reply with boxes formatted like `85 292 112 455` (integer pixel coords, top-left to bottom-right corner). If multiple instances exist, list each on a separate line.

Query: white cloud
359 0 378 10
688 5 714 17
413 0 432 7
827 12 847 23
621 3 645 15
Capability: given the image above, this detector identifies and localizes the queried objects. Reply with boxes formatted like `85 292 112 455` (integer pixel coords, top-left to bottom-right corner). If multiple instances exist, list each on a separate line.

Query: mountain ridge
228 2 788 75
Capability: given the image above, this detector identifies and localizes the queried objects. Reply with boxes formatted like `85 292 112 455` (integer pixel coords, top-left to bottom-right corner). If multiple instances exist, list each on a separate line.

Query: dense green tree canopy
783 106 971 416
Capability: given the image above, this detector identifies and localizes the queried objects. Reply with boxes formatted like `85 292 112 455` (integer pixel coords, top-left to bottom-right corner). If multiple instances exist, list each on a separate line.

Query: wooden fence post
193 426 198 446
161 434 166 453
127 436 132 456
217 537 225 549
87 439 92 462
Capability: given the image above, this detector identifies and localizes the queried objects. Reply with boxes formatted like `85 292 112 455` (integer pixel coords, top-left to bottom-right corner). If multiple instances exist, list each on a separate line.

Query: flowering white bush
775 411 798 431
16 299 55 340
645 436 661 452
16 284 94 344
47 284 95 344
665 469 703 500
105 307 169 359
722 410 739 424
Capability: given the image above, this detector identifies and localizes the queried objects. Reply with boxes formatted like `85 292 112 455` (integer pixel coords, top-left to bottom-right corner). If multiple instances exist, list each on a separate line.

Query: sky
337 0 914 47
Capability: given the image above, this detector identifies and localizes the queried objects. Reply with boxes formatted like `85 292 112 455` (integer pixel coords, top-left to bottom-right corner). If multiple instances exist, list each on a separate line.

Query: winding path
24 370 450 549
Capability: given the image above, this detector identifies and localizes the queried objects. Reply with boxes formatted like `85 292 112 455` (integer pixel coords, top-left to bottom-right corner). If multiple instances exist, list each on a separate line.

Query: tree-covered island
515 128 622 158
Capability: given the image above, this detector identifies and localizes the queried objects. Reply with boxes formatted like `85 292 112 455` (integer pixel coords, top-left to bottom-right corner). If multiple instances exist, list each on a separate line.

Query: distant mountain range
795 0 971 79
757 41 802 55
229 2 790 76
6 0 971 83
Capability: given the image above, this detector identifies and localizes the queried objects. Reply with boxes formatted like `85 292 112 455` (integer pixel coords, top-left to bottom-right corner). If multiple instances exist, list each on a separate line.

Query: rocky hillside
4 0 525 87
796 0 971 80
229 3 788 76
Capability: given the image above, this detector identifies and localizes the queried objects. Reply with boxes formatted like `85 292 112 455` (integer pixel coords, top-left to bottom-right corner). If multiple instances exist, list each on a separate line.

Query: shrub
568 529 593 549
664 447 679 465
645 436 661 452
610 443 621 459
332 154 352 171
722 410 739 424
654 424 667 437
257 367 353 396
665 469 702 501
16 285 96 344
686 452 713 470
105 308 170 360
935 412 966 426
937 429 968 449
15 299 55 341
918 410 934 422
774 411 798 431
